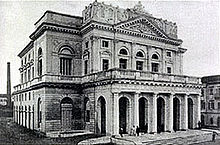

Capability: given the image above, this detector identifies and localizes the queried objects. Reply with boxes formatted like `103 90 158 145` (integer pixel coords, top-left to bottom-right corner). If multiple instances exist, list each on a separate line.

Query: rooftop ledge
13 68 201 92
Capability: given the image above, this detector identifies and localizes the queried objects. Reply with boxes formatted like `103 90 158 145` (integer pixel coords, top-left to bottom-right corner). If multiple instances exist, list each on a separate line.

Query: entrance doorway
97 96 106 134
139 97 148 132
173 98 180 131
61 97 73 131
188 98 193 129
119 97 130 133
157 97 165 133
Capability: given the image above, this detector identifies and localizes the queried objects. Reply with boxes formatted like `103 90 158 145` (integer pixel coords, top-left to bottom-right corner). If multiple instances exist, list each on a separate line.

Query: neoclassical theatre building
13 1 202 136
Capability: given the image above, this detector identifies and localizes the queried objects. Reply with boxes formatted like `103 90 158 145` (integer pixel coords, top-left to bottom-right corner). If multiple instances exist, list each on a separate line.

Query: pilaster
150 93 157 133
182 94 188 130
168 93 174 132
112 92 119 135
133 92 140 127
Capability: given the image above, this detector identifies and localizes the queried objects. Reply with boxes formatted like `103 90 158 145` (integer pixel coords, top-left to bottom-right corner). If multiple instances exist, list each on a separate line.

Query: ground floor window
152 63 159 72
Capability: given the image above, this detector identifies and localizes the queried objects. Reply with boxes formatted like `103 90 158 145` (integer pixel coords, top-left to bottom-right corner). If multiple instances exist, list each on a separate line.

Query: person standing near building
136 126 140 136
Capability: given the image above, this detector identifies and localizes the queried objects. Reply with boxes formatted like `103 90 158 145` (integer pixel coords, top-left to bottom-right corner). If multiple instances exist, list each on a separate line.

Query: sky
0 0 219 93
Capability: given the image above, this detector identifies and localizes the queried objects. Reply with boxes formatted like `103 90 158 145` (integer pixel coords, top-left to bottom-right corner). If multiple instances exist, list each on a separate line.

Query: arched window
152 54 159 60
119 49 128 55
59 47 73 76
136 51 144 57
38 48 42 76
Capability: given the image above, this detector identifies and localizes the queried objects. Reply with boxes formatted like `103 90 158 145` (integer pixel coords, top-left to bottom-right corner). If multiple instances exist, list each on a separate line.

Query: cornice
30 22 81 40
81 21 182 46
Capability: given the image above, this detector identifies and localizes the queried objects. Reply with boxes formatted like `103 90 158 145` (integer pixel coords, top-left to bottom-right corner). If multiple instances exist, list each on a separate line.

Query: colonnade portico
111 92 201 135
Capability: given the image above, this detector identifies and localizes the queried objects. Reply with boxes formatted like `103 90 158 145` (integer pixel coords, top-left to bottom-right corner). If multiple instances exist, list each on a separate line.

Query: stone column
112 92 119 135
168 93 174 132
133 92 140 127
150 93 157 133
182 94 188 130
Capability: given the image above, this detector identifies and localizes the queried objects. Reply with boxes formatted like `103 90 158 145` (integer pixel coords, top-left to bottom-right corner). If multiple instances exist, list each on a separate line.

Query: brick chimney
7 62 11 107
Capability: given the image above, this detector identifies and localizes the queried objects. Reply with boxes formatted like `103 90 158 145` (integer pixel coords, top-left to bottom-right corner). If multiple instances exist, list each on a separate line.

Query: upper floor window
85 41 89 48
102 40 109 48
218 102 220 110
166 51 172 57
102 59 109 71
136 61 143 71
210 117 213 124
21 60 23 66
136 51 144 57
210 88 213 95
25 57 27 64
38 48 42 76
167 67 172 74
152 63 159 72
119 58 127 69
84 60 88 75
201 100 205 110
59 47 73 76
119 48 128 55
208 101 215 110
38 48 42 57
152 54 159 60
28 54 30 61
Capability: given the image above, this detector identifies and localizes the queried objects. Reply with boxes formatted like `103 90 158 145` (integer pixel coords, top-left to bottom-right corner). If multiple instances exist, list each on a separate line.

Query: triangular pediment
115 17 168 39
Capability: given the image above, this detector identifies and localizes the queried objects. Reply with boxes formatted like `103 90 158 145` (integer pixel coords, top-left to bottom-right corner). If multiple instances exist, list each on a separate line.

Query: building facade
13 1 201 136
201 75 220 128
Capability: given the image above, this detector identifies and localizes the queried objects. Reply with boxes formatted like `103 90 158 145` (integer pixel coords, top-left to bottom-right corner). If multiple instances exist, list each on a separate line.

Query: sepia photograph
0 0 219 144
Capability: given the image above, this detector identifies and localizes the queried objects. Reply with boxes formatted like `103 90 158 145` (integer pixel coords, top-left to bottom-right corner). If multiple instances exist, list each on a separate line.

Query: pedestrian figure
144 123 148 133
119 127 123 137
198 121 201 129
136 126 140 136
132 125 136 136
212 131 218 142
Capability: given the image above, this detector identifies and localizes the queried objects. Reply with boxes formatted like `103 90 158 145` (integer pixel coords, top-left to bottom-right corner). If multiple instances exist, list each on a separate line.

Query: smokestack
7 62 11 107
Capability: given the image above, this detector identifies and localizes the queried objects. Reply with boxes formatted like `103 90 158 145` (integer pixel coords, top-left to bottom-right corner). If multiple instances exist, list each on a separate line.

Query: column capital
135 91 141 94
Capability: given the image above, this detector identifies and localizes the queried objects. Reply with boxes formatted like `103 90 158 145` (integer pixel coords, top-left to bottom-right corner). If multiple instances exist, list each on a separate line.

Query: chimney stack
7 62 11 107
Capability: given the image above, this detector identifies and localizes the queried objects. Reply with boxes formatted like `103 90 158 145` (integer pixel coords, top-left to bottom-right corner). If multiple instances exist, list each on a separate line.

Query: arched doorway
217 117 220 128
119 97 130 133
173 98 180 131
61 97 73 131
97 96 106 134
201 115 205 127
188 98 193 129
157 97 165 133
139 97 148 133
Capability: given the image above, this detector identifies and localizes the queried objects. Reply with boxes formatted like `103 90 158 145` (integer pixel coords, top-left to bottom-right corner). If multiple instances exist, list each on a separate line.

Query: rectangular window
85 41 89 48
102 40 109 48
28 69 30 81
28 54 30 61
60 58 72 75
85 110 90 122
29 92 31 100
210 88 213 95
21 60 23 66
218 102 220 110
32 67 34 79
84 60 88 75
166 51 172 57
152 63 159 72
25 93 27 101
38 59 42 76
119 59 127 69
102 59 109 71
167 67 171 74
24 71 27 82
211 102 215 109
21 73 23 84
136 61 143 70
25 57 27 64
